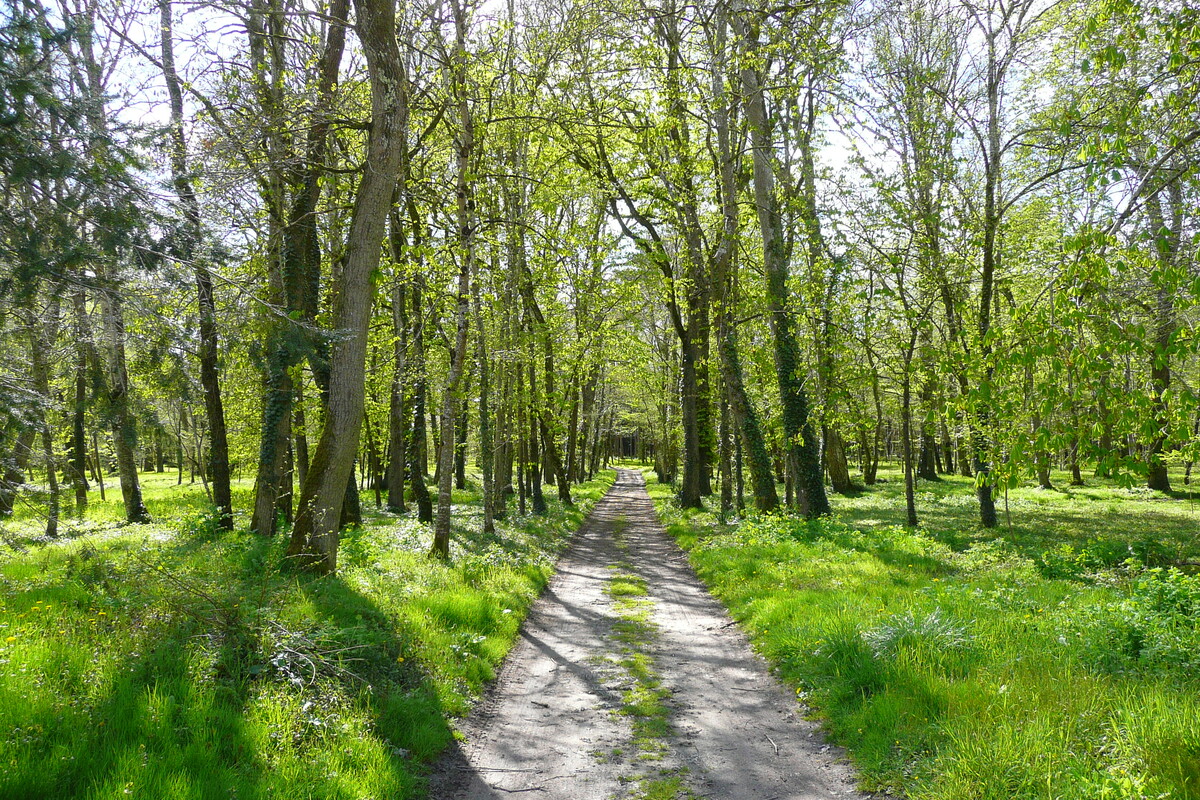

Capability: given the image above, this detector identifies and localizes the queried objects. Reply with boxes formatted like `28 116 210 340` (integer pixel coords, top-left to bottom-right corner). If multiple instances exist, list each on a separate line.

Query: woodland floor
430 469 865 800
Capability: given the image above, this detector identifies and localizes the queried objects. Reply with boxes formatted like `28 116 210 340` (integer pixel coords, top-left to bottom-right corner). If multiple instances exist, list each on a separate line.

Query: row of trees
1 0 1197 571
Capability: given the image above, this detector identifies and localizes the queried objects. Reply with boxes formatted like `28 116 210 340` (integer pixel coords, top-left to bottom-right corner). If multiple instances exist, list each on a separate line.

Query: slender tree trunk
70 0 146 523
939 417 954 475
365 417 382 507
902 354 918 528
917 382 940 481
409 278 433 522
294 383 309 488
472 261 495 535
455 394 469 491
70 289 90 514
528 357 547 515
719 394 733 515
709 8 778 512
90 431 105 501
385 250 409 513
735 426 745 511
27 310 59 538
431 0 475 560
566 384 580 486
516 357 528 515
161 0 232 529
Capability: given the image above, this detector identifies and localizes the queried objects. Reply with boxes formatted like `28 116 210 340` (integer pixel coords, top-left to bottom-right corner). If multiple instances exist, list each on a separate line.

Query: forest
0 0 1198 797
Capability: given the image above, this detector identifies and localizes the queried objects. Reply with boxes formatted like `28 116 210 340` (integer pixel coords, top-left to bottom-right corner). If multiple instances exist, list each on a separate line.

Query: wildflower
5 636 15 643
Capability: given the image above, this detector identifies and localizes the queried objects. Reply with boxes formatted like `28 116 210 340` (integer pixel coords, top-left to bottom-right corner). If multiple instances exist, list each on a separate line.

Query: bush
1073 567 1200 675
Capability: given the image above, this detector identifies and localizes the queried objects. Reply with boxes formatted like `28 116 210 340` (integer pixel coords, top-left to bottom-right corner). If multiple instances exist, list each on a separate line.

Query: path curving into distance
430 468 867 800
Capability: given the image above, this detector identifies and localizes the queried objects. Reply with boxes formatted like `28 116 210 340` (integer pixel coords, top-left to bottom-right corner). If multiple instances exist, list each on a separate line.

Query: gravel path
430 469 866 800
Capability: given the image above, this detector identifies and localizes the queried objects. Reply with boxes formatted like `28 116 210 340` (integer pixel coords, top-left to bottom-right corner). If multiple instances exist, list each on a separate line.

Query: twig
765 733 779 756
492 787 547 794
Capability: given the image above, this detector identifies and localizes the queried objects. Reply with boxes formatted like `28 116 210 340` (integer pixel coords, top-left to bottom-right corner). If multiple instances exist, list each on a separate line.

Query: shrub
1073 567 1200 675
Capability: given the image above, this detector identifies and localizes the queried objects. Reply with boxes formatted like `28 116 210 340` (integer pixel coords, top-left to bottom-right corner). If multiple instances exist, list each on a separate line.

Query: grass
644 462 1200 800
0 468 614 800
599 517 692 799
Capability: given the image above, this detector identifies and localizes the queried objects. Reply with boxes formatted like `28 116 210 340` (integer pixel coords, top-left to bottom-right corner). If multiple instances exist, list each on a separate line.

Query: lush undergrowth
645 464 1200 800
0 469 613 800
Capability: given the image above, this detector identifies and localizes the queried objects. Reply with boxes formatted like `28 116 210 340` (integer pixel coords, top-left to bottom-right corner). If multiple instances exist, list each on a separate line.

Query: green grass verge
0 469 613 800
643 466 1200 800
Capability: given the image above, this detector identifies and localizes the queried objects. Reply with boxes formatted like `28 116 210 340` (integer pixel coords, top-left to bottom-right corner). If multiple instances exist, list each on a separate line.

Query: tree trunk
734 425 745 511
736 11 829 518
939 417 954 475
98 287 150 523
566 384 580 486
528 358 547 515
719 394 733 515
288 0 406 572
385 256 409 513
826 427 854 493
70 289 90 514
455 395 469 491
1145 184 1180 493
917 412 939 481
901 346 918 528
27 309 60 538
472 260 495 535
408 270 434 520
431 0 475 559
161 0 232 529
253 363 292 536
294 384 309 488
709 7 778 513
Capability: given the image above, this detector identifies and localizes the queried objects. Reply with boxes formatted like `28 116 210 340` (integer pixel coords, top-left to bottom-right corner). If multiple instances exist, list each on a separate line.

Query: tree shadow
1 533 277 800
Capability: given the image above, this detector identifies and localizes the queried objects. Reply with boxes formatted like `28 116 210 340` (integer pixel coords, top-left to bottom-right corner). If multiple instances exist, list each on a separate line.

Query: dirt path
430 469 866 799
